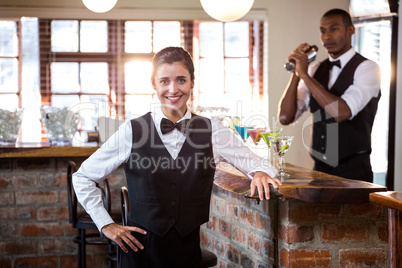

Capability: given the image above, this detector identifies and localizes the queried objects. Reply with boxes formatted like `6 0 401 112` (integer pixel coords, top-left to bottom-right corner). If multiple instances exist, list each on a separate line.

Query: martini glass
259 129 282 162
234 126 252 143
246 127 266 153
268 135 294 180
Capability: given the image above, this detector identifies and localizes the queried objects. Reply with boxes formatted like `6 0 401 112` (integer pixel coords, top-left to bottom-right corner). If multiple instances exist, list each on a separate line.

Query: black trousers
314 153 373 183
119 221 202 268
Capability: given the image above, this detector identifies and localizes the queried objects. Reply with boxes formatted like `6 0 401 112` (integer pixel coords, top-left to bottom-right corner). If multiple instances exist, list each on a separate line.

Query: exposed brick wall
202 185 389 268
201 185 275 267
0 158 126 268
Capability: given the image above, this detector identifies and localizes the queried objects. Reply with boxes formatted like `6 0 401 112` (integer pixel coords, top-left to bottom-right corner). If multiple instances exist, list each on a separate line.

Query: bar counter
0 144 389 267
1 143 386 203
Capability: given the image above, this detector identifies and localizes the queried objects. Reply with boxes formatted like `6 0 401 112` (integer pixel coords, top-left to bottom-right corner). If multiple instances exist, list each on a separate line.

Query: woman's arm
211 119 281 200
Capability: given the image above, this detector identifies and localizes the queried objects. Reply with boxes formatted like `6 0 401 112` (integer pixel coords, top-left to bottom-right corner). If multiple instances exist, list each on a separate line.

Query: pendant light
82 0 118 13
200 0 255 22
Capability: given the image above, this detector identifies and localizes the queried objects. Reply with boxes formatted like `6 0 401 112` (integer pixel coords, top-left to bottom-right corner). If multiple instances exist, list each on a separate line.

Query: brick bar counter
0 144 388 268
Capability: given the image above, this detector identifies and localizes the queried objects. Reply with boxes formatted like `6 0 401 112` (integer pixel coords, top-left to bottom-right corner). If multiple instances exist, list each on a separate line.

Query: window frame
0 19 22 108
38 18 264 119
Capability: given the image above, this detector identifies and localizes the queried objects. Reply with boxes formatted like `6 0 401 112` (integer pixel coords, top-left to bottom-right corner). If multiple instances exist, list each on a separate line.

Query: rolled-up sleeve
341 60 381 119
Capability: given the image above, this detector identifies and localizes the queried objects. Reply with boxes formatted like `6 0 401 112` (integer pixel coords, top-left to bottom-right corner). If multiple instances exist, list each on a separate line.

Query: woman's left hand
250 171 282 200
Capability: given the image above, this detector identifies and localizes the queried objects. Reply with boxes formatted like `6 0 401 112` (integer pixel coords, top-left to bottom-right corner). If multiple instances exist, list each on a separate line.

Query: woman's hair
151 47 195 83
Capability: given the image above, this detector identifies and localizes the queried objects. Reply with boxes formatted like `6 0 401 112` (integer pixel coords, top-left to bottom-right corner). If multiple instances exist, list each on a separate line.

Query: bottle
284 45 318 72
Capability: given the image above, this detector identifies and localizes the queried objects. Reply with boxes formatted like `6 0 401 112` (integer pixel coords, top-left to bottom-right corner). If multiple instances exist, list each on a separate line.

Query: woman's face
152 62 194 118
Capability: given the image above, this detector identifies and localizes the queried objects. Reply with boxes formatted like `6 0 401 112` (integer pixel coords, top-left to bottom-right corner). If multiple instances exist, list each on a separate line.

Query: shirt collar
152 105 192 126
328 47 355 69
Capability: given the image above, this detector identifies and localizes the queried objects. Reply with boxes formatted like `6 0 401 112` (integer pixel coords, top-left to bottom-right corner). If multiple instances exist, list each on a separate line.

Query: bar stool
67 161 120 268
120 186 217 267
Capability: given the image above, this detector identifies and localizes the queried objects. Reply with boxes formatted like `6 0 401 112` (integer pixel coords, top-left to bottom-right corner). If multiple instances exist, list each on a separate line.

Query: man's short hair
323 9 353 28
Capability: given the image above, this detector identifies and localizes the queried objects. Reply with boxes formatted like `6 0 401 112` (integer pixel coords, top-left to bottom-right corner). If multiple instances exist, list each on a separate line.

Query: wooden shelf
0 142 99 158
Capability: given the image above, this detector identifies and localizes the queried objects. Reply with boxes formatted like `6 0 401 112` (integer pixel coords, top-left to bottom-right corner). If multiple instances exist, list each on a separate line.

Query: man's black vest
124 112 216 238
309 53 380 165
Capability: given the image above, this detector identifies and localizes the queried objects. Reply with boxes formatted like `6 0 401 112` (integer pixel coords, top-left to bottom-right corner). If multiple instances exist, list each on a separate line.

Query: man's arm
281 43 352 123
299 73 352 122
278 73 301 125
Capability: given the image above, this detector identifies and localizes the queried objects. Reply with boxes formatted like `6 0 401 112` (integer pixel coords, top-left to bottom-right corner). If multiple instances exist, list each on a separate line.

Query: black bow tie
160 118 191 134
329 60 341 68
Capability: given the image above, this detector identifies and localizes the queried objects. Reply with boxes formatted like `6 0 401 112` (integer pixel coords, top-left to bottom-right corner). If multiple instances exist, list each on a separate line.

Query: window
0 20 20 111
193 21 265 118
0 18 265 142
42 19 182 130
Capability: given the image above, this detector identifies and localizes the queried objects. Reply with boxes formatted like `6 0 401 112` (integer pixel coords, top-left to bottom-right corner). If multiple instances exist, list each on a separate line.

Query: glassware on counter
268 135 294 180
40 106 80 145
0 108 24 145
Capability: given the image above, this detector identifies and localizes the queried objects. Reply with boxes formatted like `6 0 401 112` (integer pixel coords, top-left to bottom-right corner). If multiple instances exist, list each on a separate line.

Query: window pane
80 95 109 130
80 21 108 53
81 62 109 94
153 21 181 53
0 94 18 111
199 22 223 58
51 95 80 108
51 62 79 93
225 22 249 57
0 21 18 57
199 58 224 94
125 61 153 93
125 21 152 53
51 20 78 52
225 58 249 94
125 94 156 119
0 58 18 93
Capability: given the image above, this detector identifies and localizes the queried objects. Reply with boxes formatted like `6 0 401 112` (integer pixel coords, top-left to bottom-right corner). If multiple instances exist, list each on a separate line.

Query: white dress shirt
294 48 381 122
73 106 278 231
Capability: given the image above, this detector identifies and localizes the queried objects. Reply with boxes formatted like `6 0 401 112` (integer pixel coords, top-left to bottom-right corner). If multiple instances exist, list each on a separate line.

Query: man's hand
287 43 311 79
250 171 282 200
101 223 147 253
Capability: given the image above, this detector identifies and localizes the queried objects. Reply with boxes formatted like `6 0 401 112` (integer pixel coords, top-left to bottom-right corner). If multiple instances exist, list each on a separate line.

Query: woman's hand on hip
101 223 147 253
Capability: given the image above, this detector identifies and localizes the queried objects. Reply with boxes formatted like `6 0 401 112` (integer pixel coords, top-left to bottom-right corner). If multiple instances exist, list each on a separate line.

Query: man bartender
278 8 381 182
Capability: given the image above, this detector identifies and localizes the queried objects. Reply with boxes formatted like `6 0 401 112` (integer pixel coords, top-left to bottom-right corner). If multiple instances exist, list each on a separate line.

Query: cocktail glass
268 135 294 180
259 129 281 162
246 127 266 154
234 125 252 143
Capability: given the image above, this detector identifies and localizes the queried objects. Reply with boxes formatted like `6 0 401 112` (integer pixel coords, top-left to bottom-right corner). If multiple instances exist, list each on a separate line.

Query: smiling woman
151 48 195 122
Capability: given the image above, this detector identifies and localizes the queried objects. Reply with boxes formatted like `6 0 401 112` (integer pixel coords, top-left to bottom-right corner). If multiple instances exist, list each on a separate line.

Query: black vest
309 53 380 165
124 112 216 238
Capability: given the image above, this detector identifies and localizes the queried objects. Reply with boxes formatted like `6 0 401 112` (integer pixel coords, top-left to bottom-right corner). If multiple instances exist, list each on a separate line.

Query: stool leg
108 240 113 268
79 229 86 268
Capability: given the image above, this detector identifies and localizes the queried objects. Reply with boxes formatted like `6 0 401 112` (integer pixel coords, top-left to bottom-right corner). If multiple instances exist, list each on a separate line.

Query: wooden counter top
215 162 387 203
0 142 99 158
370 191 402 211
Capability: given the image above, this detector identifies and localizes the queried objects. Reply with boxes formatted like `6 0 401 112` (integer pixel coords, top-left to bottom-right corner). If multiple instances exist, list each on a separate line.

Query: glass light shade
82 0 118 13
200 0 255 22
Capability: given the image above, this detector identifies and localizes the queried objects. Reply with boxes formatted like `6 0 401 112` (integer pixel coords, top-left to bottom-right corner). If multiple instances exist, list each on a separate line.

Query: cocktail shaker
284 45 318 72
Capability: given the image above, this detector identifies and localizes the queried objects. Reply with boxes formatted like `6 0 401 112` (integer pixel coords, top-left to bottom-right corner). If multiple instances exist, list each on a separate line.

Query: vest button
170 200 176 206
321 135 325 139
169 217 175 222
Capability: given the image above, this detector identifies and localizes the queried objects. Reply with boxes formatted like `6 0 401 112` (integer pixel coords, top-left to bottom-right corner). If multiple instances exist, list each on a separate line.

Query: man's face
320 14 354 58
